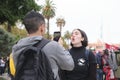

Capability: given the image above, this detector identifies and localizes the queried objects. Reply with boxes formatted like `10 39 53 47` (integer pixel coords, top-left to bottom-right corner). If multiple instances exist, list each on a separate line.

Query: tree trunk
7 22 11 32
47 18 50 39
60 26 62 35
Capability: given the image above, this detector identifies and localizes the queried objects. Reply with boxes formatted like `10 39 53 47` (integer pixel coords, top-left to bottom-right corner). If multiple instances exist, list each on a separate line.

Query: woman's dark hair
71 29 88 47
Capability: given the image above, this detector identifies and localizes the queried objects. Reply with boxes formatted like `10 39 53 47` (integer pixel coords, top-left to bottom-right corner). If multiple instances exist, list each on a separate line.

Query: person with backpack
60 29 97 80
10 11 74 80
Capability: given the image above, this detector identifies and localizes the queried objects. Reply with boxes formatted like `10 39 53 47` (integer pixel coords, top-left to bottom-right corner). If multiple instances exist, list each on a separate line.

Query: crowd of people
91 48 120 80
1 11 120 80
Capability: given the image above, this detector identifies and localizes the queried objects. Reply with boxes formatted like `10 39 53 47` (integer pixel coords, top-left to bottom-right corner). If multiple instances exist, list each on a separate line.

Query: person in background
115 51 120 80
61 28 97 80
102 49 117 80
96 51 104 80
0 57 5 75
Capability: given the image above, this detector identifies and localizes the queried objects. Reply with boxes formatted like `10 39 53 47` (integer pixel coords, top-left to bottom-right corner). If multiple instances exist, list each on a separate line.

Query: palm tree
42 0 55 39
64 30 71 46
56 17 65 35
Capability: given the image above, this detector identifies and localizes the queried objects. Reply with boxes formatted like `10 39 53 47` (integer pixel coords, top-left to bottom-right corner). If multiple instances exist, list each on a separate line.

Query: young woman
62 29 97 80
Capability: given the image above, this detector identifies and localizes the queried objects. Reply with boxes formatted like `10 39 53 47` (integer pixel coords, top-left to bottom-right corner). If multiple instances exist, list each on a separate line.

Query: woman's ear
81 37 84 41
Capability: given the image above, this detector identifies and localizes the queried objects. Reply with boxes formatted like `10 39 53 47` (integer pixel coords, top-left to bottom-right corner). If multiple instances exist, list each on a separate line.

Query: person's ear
40 24 45 34
81 37 84 41
40 27 43 32
40 27 44 33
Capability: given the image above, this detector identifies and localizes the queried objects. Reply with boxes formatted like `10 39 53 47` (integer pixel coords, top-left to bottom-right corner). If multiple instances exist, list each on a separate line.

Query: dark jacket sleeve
88 63 97 80
88 51 97 80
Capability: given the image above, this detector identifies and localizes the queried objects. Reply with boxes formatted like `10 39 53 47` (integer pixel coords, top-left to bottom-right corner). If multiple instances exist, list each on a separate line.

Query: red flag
111 45 119 51
105 43 111 49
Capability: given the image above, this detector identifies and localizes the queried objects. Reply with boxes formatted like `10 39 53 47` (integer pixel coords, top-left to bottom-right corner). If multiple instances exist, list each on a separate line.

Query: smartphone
54 31 61 38
53 31 61 41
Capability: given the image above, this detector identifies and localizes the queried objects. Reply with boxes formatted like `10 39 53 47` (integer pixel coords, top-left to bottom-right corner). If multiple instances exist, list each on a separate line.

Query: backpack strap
85 49 89 67
33 38 53 80
9 53 16 77
34 38 50 49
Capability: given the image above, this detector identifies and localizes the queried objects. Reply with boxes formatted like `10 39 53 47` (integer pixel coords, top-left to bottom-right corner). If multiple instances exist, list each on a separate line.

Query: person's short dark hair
71 29 88 47
103 49 109 55
23 10 45 34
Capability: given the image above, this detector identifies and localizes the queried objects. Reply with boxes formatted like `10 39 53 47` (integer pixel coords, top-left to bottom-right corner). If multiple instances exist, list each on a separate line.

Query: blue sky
36 0 120 43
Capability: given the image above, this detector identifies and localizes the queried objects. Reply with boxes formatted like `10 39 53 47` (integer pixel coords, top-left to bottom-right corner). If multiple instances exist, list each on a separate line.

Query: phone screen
54 31 61 38
53 31 61 41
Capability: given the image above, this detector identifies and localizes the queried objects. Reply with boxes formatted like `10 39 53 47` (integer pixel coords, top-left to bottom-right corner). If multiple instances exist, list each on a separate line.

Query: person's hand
58 37 63 46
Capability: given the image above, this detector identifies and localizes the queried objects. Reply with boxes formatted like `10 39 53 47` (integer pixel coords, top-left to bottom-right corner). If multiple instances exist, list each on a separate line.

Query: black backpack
13 38 55 80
